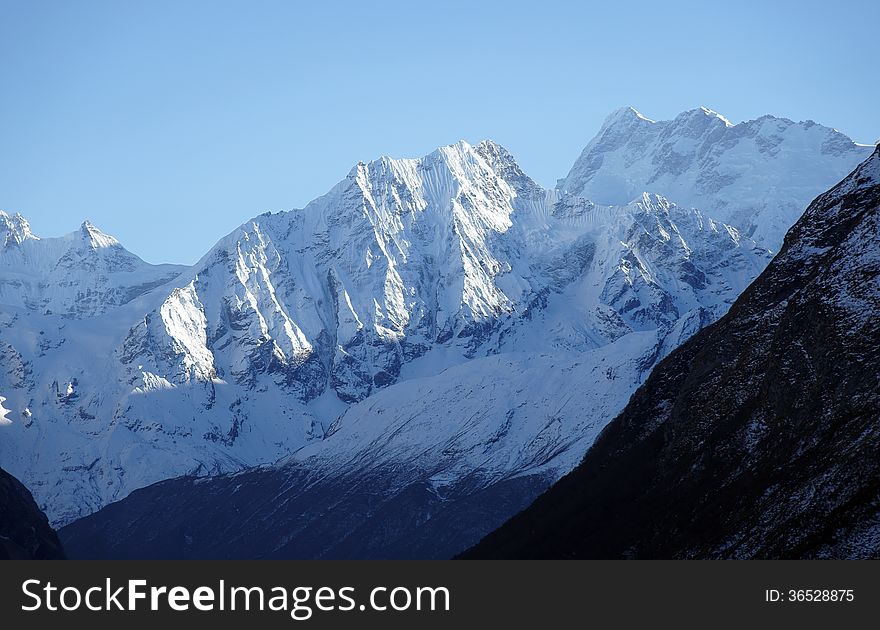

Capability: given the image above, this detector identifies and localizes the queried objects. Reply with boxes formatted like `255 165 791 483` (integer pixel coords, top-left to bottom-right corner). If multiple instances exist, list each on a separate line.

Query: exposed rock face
0 466 64 559
467 147 880 560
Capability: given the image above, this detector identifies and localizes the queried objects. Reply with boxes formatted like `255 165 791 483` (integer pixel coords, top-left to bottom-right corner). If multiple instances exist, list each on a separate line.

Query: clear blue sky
1 0 877 264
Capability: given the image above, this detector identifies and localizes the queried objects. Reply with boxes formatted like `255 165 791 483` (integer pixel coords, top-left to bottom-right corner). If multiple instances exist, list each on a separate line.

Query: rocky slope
467 146 880 559
0 466 64 559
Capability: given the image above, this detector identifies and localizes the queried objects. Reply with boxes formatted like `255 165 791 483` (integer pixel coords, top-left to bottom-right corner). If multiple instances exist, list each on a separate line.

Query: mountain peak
340 139 536 209
475 138 504 151
597 107 655 134
0 211 36 247
559 107 872 250
603 106 654 126
78 220 121 249
441 138 475 154
348 140 478 177
599 106 732 132
680 106 734 127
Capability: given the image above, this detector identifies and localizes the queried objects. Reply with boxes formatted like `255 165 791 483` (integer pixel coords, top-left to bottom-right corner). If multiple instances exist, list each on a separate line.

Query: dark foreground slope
467 146 880 559
60 462 548 559
0 467 65 559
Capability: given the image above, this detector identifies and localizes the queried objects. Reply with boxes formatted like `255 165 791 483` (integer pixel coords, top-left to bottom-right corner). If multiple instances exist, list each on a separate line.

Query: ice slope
559 107 872 251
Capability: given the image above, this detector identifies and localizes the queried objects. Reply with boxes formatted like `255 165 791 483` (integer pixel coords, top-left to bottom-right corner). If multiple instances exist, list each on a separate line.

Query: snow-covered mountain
559 107 872 251
126 140 770 406
0 108 867 545
0 212 185 318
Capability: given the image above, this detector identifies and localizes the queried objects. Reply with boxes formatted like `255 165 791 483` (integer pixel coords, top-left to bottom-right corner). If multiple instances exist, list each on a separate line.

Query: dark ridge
0 467 65 560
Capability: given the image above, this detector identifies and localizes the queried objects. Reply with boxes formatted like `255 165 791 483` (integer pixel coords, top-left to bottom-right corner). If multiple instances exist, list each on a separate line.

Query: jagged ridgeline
0 108 872 559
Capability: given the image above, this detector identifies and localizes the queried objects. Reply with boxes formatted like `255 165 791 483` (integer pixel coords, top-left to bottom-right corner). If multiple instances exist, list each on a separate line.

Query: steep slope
467 146 880 559
121 141 547 406
127 155 769 406
559 107 871 251
0 302 325 526
0 466 64 559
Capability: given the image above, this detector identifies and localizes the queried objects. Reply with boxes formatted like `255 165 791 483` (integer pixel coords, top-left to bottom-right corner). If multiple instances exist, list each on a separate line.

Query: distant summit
559 107 871 251
0 215 184 317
